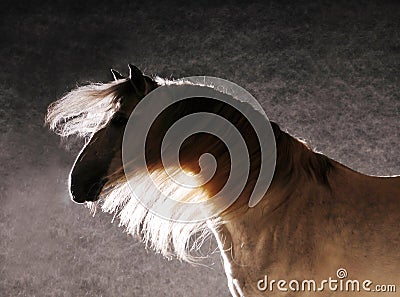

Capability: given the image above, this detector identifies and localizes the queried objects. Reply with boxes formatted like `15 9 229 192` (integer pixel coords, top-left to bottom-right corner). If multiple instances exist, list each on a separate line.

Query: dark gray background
1 1 399 296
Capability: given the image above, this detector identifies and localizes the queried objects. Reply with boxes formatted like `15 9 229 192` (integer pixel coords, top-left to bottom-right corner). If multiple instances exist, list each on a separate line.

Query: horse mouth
70 178 108 204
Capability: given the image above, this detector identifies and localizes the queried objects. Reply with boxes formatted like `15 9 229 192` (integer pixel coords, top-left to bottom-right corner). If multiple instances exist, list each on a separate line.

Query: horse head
49 65 158 203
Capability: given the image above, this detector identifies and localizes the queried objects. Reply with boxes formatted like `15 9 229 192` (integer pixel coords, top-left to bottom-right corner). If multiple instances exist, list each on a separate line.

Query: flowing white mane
94 168 222 263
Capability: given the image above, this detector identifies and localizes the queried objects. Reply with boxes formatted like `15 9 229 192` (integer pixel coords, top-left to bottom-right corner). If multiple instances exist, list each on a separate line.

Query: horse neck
212 128 336 293
220 125 334 221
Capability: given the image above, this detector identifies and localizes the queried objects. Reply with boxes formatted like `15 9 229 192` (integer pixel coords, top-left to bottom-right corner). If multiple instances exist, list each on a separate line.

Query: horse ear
110 69 125 81
128 64 146 93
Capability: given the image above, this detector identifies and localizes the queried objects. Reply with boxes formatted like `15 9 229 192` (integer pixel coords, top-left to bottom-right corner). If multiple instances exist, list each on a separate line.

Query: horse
46 65 400 296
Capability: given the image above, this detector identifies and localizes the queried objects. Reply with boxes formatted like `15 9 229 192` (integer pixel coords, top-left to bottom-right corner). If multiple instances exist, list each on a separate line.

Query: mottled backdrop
1 1 399 296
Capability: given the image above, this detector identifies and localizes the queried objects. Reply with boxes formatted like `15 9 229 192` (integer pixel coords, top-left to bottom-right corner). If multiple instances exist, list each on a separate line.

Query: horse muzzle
69 177 108 203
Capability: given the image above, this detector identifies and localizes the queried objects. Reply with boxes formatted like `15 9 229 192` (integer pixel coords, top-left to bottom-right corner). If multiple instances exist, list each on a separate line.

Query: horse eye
111 112 128 125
